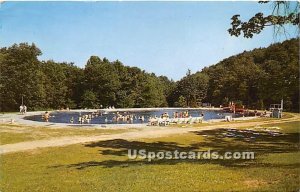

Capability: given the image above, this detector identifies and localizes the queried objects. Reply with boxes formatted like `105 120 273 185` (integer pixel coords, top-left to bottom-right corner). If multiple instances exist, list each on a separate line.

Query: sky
0 1 298 80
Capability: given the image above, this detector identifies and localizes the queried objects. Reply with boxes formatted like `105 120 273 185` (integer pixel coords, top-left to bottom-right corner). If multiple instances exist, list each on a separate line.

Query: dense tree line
0 38 298 112
0 43 172 111
201 38 299 112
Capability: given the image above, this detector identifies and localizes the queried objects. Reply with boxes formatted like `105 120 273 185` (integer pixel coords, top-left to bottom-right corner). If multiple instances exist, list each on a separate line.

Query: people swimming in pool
139 116 145 122
43 111 50 122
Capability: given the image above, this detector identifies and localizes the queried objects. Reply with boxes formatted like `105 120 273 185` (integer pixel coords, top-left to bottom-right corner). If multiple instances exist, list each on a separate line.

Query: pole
22 95 24 106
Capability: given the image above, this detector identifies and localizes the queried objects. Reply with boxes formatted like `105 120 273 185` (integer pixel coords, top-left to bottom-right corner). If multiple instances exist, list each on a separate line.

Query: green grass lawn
0 124 130 145
179 112 298 129
0 121 299 191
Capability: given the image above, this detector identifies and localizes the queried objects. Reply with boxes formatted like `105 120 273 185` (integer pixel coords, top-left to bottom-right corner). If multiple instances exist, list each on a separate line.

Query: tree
0 43 46 111
60 63 84 109
158 76 177 106
175 71 209 107
202 38 299 112
84 56 121 107
139 75 167 107
228 1 299 38
41 61 68 109
80 90 99 109
174 95 187 107
113 60 137 108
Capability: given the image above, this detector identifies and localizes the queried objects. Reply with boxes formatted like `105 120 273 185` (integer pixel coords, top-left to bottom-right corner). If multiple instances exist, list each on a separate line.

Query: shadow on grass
51 128 300 170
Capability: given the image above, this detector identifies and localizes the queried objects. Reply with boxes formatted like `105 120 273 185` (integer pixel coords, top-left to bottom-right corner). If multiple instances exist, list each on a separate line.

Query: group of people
19 105 27 115
110 111 205 124
110 112 145 123
74 111 102 124
148 111 205 126
77 114 92 124
172 111 204 118
73 111 146 124
105 106 115 109
173 111 190 118
41 110 205 124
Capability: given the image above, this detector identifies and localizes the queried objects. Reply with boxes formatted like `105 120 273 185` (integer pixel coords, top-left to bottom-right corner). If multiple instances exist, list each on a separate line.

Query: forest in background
0 38 298 112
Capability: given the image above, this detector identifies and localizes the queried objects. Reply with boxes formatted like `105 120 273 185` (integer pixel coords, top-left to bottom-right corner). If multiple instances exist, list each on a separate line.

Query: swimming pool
24 109 236 124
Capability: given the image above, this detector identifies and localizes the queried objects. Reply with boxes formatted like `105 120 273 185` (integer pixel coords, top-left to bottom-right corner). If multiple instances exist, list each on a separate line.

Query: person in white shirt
23 105 27 114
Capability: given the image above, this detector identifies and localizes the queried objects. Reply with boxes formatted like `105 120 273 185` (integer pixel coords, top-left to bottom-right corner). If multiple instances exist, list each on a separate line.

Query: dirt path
1 114 299 154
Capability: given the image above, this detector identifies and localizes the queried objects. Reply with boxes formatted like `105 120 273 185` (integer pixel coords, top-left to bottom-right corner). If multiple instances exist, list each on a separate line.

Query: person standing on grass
19 105 23 114
23 105 27 114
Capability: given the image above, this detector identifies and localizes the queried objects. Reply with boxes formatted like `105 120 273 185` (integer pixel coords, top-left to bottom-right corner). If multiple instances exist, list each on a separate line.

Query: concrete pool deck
0 107 257 129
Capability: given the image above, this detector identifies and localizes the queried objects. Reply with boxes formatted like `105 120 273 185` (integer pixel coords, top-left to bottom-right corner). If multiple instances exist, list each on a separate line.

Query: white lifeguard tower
269 99 283 118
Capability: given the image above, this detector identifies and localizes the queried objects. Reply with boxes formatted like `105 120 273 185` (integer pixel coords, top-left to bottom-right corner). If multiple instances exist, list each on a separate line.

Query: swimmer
43 111 50 122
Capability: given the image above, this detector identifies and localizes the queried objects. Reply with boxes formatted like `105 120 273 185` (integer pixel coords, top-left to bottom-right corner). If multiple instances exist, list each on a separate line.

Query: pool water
25 109 235 124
